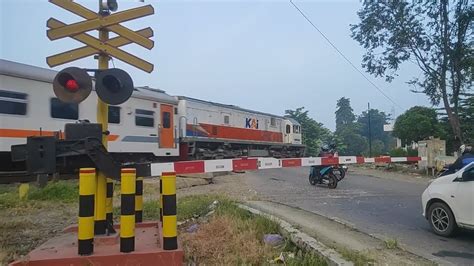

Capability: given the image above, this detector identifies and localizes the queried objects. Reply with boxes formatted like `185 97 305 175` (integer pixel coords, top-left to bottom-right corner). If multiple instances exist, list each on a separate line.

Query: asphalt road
247 167 474 265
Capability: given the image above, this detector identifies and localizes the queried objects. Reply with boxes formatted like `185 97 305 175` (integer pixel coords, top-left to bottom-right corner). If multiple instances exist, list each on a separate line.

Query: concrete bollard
161 172 177 250
18 183 29 200
120 168 136 253
78 168 96 255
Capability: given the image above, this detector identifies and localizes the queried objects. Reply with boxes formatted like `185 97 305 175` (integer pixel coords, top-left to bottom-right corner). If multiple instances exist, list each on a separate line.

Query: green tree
351 0 473 144
285 107 332 156
336 126 368 156
334 98 368 155
459 95 474 143
393 106 441 144
357 109 390 145
370 140 386 157
335 97 356 132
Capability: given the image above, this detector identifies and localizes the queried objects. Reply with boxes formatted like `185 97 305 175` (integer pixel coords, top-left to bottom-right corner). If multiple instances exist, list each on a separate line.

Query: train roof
0 59 177 105
133 86 177 105
0 59 56 83
177 96 288 119
284 117 301 126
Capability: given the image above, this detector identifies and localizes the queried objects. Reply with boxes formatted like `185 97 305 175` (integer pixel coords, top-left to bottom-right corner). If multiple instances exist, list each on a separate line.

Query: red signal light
65 79 79 92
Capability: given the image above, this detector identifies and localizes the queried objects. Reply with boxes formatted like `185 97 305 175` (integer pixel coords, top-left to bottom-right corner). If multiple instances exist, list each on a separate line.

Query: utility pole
94 0 110 236
368 102 372 157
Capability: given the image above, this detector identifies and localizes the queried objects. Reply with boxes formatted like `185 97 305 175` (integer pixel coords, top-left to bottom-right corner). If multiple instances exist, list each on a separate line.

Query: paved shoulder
246 200 432 265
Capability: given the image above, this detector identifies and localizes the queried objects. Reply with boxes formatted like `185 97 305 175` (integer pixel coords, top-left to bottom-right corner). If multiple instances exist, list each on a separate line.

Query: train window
108 106 121 124
224 115 230 125
286 125 291 134
270 117 276 127
0 90 27 115
135 109 154 127
293 125 300 133
162 112 171 128
50 98 78 120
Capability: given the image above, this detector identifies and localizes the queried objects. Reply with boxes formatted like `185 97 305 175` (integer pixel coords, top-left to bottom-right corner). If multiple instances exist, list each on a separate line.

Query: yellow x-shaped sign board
46 0 155 73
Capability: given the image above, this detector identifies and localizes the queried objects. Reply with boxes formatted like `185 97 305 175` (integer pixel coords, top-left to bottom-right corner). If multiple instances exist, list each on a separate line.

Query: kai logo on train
245 118 259 129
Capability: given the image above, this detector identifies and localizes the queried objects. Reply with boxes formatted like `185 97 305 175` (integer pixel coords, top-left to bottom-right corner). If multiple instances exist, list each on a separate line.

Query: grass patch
177 194 217 221
179 195 325 265
111 194 219 221
143 200 160 220
384 238 399 249
0 189 22 209
337 247 374 266
0 181 78 210
287 252 328 266
28 181 78 202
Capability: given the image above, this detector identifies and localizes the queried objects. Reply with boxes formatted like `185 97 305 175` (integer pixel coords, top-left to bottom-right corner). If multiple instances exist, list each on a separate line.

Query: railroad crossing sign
46 0 154 73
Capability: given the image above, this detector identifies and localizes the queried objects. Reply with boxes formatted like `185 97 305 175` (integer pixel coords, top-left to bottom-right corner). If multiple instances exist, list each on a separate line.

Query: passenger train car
0 59 304 170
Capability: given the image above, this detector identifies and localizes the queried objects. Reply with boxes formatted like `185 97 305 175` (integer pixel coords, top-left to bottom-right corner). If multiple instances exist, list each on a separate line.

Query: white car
422 162 474 237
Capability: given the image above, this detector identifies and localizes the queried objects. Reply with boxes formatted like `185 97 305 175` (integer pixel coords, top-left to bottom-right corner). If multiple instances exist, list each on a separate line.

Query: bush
389 148 407 157
389 148 418 157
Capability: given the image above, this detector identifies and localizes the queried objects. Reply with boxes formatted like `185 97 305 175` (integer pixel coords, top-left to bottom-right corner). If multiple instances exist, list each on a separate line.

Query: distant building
384 124 402 148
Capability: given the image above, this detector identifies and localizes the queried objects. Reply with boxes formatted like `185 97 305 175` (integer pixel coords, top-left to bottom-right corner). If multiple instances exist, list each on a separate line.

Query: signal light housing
53 67 92 103
52 67 134 105
95 68 134 105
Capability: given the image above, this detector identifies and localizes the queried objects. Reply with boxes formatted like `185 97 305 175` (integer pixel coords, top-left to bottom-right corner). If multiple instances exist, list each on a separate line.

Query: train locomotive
0 59 305 170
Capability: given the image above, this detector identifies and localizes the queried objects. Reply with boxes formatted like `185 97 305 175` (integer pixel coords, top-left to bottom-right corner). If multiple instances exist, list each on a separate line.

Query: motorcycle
327 146 347 181
333 165 347 181
309 166 338 189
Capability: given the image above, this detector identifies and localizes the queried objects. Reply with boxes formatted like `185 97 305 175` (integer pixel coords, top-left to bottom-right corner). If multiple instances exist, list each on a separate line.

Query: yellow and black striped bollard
120 168 136 253
78 168 96 255
161 172 177 250
135 176 144 223
106 178 114 226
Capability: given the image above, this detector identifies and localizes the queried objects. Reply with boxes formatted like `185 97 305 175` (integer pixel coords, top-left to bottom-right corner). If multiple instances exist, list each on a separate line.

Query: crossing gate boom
150 156 425 176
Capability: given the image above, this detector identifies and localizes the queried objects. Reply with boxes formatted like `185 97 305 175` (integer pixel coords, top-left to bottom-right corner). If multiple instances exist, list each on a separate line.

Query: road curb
264 200 451 266
238 204 353 266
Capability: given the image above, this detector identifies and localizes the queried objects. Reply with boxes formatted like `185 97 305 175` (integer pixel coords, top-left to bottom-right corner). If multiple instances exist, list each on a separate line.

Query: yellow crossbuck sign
46 0 154 73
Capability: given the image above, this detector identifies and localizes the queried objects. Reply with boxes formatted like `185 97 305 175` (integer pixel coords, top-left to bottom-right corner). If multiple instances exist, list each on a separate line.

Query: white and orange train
0 59 304 170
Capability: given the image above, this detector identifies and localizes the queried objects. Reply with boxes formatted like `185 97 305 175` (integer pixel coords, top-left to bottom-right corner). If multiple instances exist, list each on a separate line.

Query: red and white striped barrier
150 156 425 176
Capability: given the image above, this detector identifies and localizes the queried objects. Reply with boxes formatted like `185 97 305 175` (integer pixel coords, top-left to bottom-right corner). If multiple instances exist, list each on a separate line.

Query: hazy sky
0 0 431 130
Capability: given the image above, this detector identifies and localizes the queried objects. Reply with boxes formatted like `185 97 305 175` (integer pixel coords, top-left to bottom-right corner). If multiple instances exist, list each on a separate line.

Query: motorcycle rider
310 145 334 183
446 144 474 174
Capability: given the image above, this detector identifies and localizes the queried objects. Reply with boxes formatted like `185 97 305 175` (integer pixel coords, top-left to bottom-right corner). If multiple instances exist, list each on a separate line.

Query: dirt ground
0 174 251 265
0 201 76 264
349 164 432 184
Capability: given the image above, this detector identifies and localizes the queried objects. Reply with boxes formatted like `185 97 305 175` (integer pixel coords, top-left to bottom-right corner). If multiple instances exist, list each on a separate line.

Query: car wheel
428 202 457 237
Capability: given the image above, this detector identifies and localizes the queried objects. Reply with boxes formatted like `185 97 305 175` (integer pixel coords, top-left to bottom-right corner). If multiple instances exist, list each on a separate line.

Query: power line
289 0 403 109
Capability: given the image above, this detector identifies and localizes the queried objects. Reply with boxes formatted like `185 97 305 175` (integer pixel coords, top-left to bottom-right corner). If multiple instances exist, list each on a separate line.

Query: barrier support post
106 177 114 227
94 173 107 235
135 176 143 223
120 168 136 253
161 172 177 250
78 168 96 255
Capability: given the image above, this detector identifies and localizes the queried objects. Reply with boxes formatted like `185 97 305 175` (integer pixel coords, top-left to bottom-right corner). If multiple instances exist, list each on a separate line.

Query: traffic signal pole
94 6 109 235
